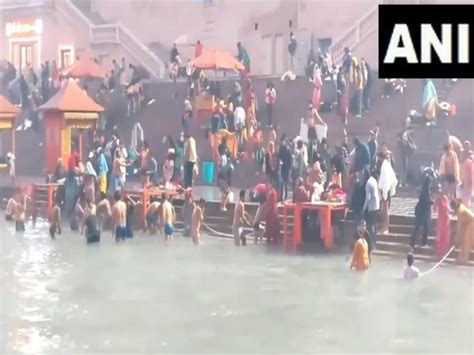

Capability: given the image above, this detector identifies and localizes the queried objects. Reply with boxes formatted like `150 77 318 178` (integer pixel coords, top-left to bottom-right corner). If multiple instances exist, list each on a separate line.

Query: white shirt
364 176 380 212
404 265 420 280
234 106 246 126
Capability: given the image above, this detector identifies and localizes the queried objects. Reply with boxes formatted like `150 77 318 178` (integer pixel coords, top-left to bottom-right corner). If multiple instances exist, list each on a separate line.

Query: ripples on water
1 217 473 354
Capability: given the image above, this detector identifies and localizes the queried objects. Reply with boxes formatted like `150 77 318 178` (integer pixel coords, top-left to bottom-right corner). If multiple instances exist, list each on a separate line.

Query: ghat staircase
57 0 165 79
167 199 474 266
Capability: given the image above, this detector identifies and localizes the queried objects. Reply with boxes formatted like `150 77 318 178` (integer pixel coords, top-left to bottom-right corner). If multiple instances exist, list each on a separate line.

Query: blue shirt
97 153 108 176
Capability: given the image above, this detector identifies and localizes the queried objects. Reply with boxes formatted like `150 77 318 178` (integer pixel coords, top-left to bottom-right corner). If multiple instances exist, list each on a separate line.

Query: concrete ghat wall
13 77 474 180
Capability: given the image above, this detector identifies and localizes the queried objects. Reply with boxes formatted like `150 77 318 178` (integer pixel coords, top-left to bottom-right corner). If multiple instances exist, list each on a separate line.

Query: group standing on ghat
1 37 474 274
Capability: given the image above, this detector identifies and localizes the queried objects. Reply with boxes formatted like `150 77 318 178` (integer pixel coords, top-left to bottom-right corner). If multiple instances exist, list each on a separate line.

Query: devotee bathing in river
112 191 128 242
350 222 370 271
191 198 205 245
161 193 176 241
404 253 420 280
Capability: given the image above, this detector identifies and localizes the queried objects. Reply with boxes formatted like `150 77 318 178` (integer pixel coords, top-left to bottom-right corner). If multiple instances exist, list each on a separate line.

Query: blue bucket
202 161 214 185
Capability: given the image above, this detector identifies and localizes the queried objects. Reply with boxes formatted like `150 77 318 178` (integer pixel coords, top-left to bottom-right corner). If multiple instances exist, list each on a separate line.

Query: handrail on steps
329 3 379 64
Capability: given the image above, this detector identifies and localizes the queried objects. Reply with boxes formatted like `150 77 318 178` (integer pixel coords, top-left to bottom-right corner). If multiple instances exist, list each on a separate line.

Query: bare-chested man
232 189 251 246
112 191 127 242
49 193 62 240
191 198 205 245
81 198 96 234
161 193 176 241
97 192 112 231
14 191 29 232
5 192 18 221
145 197 161 234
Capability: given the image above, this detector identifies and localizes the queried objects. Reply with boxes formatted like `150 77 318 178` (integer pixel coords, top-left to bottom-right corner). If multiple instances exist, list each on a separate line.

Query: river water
0 218 472 354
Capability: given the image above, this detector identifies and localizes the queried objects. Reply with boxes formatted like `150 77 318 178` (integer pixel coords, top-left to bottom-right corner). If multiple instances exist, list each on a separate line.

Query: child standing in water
49 193 62 240
161 193 176 241
191 198 205 245
404 253 420 280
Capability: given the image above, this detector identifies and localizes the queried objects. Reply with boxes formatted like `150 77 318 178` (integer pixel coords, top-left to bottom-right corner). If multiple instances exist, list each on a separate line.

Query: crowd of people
2 39 473 269
0 58 60 115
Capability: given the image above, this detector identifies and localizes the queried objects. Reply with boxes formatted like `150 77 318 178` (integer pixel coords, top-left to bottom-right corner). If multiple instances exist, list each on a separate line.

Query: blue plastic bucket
202 161 214 184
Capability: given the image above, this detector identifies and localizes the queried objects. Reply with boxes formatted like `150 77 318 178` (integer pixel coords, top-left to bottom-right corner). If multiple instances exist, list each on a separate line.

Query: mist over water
0 218 472 354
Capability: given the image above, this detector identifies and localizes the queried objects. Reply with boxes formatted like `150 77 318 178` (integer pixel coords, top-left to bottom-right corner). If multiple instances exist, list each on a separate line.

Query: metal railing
329 4 378 65
57 0 163 79
117 25 163 79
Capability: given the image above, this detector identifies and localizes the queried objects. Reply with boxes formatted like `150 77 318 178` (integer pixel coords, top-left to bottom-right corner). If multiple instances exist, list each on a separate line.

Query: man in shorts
232 189 251 246
112 191 127 242
161 193 176 241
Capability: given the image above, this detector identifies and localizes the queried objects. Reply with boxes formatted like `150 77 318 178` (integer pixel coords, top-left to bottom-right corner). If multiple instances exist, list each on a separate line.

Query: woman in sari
439 143 460 199
451 199 474 264
264 181 280 244
460 143 473 208
433 186 451 259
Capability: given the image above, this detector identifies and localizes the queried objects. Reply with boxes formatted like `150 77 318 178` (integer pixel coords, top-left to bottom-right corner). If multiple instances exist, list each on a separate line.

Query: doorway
59 46 74 69
10 40 39 71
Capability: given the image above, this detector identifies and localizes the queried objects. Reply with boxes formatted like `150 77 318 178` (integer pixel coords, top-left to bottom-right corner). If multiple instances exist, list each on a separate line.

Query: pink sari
435 194 451 258
264 187 281 244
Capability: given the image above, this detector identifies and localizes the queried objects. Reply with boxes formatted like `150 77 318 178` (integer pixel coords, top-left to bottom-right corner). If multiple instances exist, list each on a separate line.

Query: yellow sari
351 237 370 271
457 204 474 263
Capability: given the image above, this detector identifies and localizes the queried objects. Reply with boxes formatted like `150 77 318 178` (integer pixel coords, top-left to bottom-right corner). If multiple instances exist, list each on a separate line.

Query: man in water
145 197 161 234
49 193 62 240
112 191 127 242
161 193 176 241
5 192 18 221
191 198 205 245
84 213 101 244
14 191 29 232
97 192 112 231
232 189 251 246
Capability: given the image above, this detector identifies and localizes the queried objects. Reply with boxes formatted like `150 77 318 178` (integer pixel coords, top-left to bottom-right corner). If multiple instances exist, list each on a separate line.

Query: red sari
435 194 451 258
264 187 281 244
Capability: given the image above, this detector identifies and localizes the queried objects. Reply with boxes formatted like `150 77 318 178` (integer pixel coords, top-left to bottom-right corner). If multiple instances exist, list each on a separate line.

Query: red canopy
60 58 107 79
39 79 104 113
0 95 20 116
190 48 244 71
